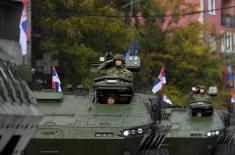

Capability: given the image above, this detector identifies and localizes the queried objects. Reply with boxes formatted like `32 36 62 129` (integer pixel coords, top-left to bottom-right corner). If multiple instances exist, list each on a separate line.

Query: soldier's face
107 97 115 104
200 89 205 93
115 60 123 66
197 112 202 117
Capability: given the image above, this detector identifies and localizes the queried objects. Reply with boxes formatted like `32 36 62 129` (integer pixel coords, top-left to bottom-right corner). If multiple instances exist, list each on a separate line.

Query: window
208 0 216 15
191 107 213 117
95 91 132 104
221 32 235 53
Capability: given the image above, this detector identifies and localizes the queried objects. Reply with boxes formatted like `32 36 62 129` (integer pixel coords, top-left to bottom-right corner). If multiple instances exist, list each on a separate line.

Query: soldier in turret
106 94 117 104
98 54 133 80
189 85 211 102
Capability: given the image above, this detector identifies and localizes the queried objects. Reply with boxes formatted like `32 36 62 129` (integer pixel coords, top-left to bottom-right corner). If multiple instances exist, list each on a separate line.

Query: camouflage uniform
189 85 212 102
106 65 133 80
98 54 133 80
191 93 211 102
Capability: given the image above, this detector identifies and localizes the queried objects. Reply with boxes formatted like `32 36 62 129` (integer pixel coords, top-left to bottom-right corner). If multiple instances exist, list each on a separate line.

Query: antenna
105 40 113 61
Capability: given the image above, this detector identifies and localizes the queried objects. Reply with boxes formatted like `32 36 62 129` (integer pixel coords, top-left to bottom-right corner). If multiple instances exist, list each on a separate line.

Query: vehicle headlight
123 130 130 136
122 127 145 136
206 130 220 137
138 128 143 134
206 132 212 137
131 129 136 135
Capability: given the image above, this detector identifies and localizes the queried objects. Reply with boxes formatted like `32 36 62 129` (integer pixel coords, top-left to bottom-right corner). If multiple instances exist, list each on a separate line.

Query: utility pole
122 0 145 16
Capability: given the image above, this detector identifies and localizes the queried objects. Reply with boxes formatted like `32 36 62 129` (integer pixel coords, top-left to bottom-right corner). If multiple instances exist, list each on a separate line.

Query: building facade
203 0 235 53
220 0 235 53
202 0 235 91
163 0 235 53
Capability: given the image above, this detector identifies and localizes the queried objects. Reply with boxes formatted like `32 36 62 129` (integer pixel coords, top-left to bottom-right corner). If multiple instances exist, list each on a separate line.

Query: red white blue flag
19 0 29 55
163 95 173 105
231 92 235 103
52 65 62 92
152 66 166 93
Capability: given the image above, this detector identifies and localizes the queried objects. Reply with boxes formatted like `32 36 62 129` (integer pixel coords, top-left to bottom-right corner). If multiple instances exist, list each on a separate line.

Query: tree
32 0 136 87
135 0 224 105
32 0 226 106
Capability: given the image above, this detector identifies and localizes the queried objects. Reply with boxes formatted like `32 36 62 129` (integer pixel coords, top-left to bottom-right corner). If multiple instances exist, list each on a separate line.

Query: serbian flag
152 66 166 94
124 50 130 62
52 65 62 92
163 95 173 105
231 92 235 103
19 0 29 55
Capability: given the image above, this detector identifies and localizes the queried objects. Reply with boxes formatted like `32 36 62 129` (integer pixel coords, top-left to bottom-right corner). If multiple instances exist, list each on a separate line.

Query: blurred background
0 0 235 107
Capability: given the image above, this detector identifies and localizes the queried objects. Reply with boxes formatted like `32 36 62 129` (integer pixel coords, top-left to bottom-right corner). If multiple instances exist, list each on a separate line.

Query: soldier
199 85 206 94
192 85 201 94
98 54 133 80
107 96 115 104
190 85 211 102
106 94 117 104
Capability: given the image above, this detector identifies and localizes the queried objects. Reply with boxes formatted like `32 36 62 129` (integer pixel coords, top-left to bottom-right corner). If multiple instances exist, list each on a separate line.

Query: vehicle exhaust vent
218 133 234 144
1 135 21 155
138 134 165 151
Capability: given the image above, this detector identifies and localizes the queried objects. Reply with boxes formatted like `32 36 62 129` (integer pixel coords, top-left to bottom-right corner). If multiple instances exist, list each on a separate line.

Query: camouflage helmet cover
113 54 125 63
200 85 206 89
195 85 206 89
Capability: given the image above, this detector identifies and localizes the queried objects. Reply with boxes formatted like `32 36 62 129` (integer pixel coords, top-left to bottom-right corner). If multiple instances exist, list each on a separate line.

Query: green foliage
213 88 230 108
136 1 224 105
166 24 223 90
32 0 136 86
32 0 226 106
163 86 187 106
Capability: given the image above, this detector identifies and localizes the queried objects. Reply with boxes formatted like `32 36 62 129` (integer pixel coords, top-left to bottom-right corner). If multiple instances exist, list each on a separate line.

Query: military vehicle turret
24 54 171 155
160 86 232 155
0 48 42 155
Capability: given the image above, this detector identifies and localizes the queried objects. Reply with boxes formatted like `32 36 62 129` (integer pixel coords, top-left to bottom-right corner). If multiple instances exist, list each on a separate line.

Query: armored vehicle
23 50 234 154
0 48 42 155
24 55 171 155
160 86 232 155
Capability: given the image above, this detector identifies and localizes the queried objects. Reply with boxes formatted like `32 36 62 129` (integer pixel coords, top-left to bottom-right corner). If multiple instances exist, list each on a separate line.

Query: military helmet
199 85 206 94
113 54 125 63
200 85 206 90
106 93 117 100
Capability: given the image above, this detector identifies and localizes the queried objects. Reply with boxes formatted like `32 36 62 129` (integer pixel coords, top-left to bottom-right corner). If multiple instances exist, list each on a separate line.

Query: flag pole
23 55 25 64
158 91 163 105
